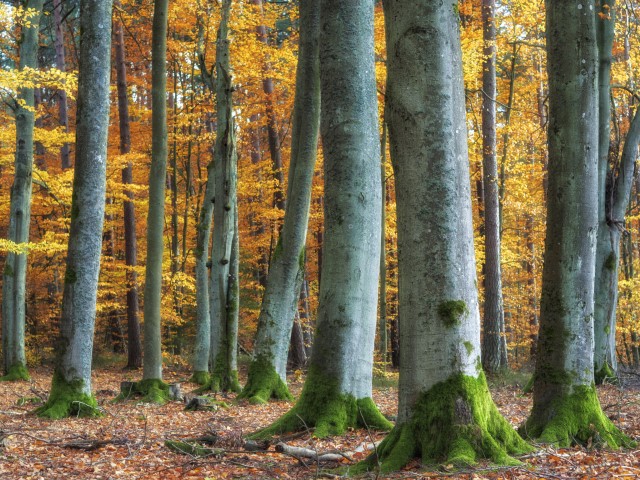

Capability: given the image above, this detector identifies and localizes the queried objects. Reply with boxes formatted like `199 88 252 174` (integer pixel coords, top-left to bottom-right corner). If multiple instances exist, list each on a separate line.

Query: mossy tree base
353 373 532 475
116 379 170 404
195 370 241 395
0 363 30 382
248 366 392 439
520 385 633 448
189 371 210 386
36 373 100 419
594 363 618 386
237 357 293 404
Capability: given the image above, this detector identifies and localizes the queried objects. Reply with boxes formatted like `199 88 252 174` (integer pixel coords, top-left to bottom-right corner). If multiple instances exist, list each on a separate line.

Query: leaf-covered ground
1 366 640 479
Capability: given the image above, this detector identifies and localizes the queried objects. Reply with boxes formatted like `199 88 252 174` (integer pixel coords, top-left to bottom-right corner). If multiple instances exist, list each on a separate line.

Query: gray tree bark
480 0 507 373
37 0 113 418
142 0 169 383
524 0 630 448
205 0 241 393
114 15 142 370
53 0 71 170
1 0 44 381
593 0 640 383
251 0 391 439
238 0 320 404
354 0 529 471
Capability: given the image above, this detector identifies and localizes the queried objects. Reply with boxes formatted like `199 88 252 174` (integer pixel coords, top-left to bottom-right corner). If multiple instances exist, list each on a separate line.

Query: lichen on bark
353 373 531 474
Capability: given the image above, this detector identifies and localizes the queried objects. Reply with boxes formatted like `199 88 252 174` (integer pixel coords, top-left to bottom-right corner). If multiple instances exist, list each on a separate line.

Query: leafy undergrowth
1 367 640 479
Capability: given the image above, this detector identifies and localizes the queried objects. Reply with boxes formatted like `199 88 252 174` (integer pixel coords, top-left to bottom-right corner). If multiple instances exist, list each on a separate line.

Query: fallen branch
62 437 129 451
274 441 380 463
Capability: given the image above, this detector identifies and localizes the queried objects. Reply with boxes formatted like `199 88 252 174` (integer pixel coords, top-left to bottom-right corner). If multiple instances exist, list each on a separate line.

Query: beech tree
36 0 113 418
593 0 640 383
199 0 241 393
480 0 507 373
522 0 630 447
251 0 391 438
355 0 530 472
238 0 320 404
1 0 44 382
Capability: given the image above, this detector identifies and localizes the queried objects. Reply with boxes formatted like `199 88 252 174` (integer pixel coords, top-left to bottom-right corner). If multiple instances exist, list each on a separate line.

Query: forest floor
1 362 640 479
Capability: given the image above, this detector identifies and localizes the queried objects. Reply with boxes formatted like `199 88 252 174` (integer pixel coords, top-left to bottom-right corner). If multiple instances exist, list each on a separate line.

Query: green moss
352 372 532 474
298 246 306 271
248 365 392 439
64 266 77 284
195 352 241 394
0 363 30 381
520 384 633 448
438 300 468 328
604 252 617 271
237 356 293 404
189 370 210 386
36 371 100 419
522 375 534 394
165 440 220 457
594 362 618 385
463 341 474 356
115 378 170 404
4 263 13 277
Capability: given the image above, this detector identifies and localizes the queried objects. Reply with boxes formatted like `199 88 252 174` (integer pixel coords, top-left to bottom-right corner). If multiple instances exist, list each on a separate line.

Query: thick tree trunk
205 0 241 393
480 0 507 373
1 0 44 381
238 0 320 404
37 0 113 418
355 1 529 472
53 0 71 170
524 0 629 448
114 17 142 370
251 0 391 439
142 0 169 388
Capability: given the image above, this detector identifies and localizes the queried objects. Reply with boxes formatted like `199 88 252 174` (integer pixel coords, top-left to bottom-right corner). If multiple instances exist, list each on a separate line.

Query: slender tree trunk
355 1 530 471
287 311 307 370
480 0 507 373
523 0 630 447
114 17 142 369
1 0 44 381
142 0 169 390
53 0 71 170
238 0 320 404
378 116 388 361
37 0 113 418
251 0 391 439
251 0 285 215
206 0 241 393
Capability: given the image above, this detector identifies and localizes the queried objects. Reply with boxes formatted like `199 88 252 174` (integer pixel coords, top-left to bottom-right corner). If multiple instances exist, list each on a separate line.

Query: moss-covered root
189 371 210 386
165 440 222 457
594 363 618 386
237 358 293 404
195 370 241 395
520 385 634 448
36 373 100 420
352 372 532 475
116 379 170 404
248 367 393 439
0 363 30 382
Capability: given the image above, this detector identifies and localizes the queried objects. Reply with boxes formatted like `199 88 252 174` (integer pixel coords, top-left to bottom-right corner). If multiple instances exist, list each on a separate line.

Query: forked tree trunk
37 0 113 418
353 1 530 472
2 0 44 382
114 16 142 370
251 0 391 439
524 0 630 448
238 0 320 404
205 0 241 393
